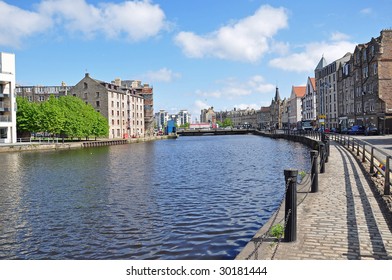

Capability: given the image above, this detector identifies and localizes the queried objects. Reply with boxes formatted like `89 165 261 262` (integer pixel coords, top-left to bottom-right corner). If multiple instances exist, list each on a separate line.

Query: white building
302 77 317 123
0 52 16 143
288 86 306 128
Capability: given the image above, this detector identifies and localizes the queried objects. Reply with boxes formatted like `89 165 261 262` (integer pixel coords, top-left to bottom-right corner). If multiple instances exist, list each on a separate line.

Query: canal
0 134 310 259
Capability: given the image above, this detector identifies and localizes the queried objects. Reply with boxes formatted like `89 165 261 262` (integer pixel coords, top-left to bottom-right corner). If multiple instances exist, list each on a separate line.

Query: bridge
177 128 256 136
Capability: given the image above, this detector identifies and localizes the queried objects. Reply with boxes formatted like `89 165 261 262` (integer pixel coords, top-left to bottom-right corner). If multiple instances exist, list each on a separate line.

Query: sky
1 0 391 121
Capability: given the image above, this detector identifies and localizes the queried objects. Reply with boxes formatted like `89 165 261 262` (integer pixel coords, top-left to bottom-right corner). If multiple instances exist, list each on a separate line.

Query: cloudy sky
1 0 391 121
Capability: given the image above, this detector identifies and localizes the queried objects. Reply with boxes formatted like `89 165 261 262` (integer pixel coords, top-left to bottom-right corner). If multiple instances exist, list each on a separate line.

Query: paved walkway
236 140 392 260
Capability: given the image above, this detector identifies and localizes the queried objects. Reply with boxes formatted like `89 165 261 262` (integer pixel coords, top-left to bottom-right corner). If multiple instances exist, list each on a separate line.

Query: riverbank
0 135 177 153
236 136 392 260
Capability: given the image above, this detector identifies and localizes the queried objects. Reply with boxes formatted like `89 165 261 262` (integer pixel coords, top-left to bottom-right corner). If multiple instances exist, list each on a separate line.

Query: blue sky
1 0 391 121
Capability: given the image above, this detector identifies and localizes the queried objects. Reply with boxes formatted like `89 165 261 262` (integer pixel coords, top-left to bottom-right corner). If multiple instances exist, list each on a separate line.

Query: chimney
114 78 121 86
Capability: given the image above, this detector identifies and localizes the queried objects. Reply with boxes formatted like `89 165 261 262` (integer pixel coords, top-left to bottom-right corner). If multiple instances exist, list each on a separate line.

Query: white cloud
143 68 181 83
233 103 260 110
330 31 351 41
174 5 288 62
0 1 52 47
196 75 275 99
39 0 167 40
360 8 373 15
269 36 356 73
0 0 168 47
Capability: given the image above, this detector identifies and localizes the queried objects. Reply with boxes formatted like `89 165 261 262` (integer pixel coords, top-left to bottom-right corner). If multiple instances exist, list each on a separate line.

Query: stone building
120 80 154 137
200 107 216 126
257 106 271 129
351 29 392 133
70 73 145 139
0 52 16 143
337 54 355 130
315 53 351 129
270 87 285 129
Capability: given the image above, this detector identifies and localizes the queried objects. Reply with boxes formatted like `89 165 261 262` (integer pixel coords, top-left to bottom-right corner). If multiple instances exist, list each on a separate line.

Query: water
0 135 310 259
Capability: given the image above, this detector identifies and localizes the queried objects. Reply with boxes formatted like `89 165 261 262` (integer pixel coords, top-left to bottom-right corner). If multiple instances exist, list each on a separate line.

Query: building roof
315 56 327 70
309 77 316 90
292 86 306 98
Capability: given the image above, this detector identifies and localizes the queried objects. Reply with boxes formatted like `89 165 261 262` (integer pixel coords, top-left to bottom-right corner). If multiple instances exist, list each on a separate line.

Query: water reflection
0 135 310 259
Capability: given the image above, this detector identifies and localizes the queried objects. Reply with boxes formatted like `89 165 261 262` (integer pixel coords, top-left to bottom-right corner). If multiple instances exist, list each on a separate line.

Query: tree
16 95 109 140
16 96 40 134
39 96 65 137
223 118 233 128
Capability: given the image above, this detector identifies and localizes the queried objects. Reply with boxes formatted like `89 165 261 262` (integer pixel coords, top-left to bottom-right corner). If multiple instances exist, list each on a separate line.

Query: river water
0 135 310 259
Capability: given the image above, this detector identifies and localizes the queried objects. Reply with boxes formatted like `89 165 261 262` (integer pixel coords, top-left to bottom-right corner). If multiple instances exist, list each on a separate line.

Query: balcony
0 115 11 122
0 101 11 111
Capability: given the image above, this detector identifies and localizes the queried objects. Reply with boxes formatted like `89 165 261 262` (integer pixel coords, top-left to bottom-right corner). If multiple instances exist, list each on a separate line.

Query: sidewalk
236 141 392 260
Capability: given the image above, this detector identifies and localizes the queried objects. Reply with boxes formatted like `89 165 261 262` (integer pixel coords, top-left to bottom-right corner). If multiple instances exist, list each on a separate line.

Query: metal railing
331 133 391 196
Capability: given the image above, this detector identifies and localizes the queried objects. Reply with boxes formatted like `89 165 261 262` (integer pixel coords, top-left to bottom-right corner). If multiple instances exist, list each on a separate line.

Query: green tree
223 118 233 127
16 96 40 134
16 95 109 141
39 96 65 137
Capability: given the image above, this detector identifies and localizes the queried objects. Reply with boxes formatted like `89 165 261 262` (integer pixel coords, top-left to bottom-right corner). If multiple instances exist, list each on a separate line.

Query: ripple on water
0 135 310 260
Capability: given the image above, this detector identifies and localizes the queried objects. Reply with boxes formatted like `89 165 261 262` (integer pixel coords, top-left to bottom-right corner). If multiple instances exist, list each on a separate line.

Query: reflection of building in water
0 52 17 144
0 152 25 253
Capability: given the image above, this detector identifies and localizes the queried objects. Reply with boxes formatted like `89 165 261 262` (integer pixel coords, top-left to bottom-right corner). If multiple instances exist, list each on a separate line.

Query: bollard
284 169 298 242
324 139 329 163
310 150 319 193
319 142 326 174
385 156 391 196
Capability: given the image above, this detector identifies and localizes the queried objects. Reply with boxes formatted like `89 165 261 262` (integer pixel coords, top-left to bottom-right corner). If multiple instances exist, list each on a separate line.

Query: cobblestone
236 140 392 260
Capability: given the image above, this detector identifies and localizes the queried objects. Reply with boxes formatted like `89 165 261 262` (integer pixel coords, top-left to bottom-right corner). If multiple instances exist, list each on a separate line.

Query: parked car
365 125 378 135
348 125 365 135
340 127 348 134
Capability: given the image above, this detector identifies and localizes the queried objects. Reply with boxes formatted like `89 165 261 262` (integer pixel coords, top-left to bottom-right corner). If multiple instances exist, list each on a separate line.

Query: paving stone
236 140 392 260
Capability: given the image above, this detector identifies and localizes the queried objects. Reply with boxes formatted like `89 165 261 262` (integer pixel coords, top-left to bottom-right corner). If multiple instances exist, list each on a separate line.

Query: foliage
217 118 233 128
270 223 284 239
16 95 109 139
222 118 233 127
179 122 190 129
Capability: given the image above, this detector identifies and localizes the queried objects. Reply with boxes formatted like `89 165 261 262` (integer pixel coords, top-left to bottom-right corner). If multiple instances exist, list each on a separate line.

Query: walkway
236 140 392 260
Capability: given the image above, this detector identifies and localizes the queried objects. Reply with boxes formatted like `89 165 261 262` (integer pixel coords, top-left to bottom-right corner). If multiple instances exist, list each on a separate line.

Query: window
83 82 88 89
96 101 100 107
373 63 377 75
96 92 100 98
363 66 368 78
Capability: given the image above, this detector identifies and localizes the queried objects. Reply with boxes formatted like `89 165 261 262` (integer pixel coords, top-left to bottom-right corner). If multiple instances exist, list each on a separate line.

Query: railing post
319 142 326 174
385 156 391 195
352 138 355 151
284 169 298 242
357 141 360 157
362 143 366 163
370 147 375 174
311 150 319 193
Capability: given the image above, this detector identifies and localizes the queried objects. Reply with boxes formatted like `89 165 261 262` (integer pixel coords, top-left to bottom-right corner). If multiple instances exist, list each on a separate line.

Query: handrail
331 133 391 196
